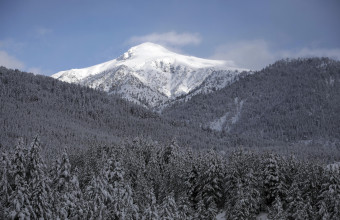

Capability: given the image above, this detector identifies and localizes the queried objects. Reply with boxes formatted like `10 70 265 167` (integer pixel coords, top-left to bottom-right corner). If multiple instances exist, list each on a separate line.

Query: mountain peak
130 42 168 51
52 43 247 108
117 42 171 61
117 42 231 70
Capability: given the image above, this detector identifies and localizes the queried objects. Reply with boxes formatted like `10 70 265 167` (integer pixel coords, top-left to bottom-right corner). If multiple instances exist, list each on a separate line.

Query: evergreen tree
304 197 316 220
132 168 152 213
0 152 11 217
300 163 323 212
242 169 261 218
7 140 33 219
142 188 160 220
225 150 259 219
268 196 286 220
103 159 138 220
318 201 330 220
185 164 201 210
85 175 108 219
317 170 340 219
69 171 85 218
194 199 208 220
27 137 53 219
53 149 84 219
286 181 308 220
177 195 191 220
201 151 223 215
160 192 180 220
228 178 255 220
263 154 282 206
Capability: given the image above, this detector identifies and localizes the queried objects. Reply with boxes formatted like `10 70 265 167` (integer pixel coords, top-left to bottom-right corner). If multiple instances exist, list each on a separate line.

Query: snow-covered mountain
52 42 247 108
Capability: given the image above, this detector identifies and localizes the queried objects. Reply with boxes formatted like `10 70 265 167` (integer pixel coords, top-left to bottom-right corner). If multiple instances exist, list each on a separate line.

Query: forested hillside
1 63 340 162
0 67 233 156
163 58 340 142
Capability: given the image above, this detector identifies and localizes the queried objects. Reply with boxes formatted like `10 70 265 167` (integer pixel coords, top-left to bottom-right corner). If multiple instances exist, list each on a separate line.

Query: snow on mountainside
52 42 247 108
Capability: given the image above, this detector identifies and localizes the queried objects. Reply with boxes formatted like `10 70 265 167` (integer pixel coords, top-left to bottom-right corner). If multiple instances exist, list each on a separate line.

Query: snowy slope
210 97 244 132
52 42 247 108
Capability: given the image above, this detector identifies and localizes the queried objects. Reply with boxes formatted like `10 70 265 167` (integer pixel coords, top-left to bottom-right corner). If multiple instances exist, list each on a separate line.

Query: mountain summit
52 42 246 108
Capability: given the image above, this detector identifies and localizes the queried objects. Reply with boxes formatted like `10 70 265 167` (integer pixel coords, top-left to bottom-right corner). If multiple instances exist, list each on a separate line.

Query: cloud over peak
128 31 202 47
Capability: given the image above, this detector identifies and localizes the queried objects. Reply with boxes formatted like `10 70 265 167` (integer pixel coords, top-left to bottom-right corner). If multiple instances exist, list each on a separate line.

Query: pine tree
0 152 11 217
142 188 160 220
268 196 286 220
286 181 308 220
133 168 152 212
161 140 187 200
242 169 261 218
318 201 330 220
177 195 191 220
69 170 85 218
201 152 223 215
300 163 323 212
84 155 115 219
160 192 180 220
85 175 108 219
228 179 252 220
263 154 281 206
7 140 33 219
53 149 84 219
304 197 316 220
225 150 259 219
317 170 340 220
185 164 201 210
26 137 53 219
194 199 208 220
103 159 138 220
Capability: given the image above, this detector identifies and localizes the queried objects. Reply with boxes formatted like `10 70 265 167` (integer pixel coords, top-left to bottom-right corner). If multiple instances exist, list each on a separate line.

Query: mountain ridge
163 57 340 142
52 42 247 108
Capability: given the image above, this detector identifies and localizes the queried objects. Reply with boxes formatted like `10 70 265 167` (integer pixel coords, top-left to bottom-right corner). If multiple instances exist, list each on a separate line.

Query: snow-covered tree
85 175 108 219
53 149 84 219
142 188 160 220
300 163 323 211
27 137 53 219
160 192 179 220
194 199 209 220
262 154 282 206
268 196 286 220
317 170 340 219
228 177 258 220
225 150 260 219
7 140 33 219
242 169 261 217
177 195 191 220
101 159 138 219
201 151 224 214
286 181 309 220
0 152 11 217
185 164 201 210
318 201 331 220
131 168 152 213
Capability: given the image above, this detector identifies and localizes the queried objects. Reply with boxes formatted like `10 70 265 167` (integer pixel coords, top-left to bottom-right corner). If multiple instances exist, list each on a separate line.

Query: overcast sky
1 0 339 75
